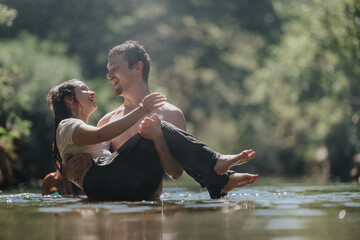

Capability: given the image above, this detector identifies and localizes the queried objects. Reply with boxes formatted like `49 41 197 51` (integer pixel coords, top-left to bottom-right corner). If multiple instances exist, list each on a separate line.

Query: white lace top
56 118 111 161
56 118 111 189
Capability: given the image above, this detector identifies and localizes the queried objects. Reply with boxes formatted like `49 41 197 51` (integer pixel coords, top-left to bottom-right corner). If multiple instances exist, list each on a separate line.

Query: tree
0 3 16 26
243 0 360 179
0 3 21 188
0 32 83 188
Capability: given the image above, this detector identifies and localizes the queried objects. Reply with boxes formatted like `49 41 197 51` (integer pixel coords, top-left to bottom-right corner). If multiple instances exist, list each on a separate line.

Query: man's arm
158 104 186 176
161 104 186 131
139 114 183 180
62 153 92 182
152 132 183 180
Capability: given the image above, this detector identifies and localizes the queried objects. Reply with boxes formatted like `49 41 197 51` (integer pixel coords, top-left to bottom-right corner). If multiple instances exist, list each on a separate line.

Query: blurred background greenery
0 0 359 189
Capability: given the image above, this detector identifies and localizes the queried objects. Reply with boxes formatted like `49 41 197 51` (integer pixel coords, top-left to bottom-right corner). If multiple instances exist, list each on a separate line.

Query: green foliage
0 3 16 26
0 33 82 187
0 0 359 186
0 3 22 188
244 0 360 179
0 66 29 187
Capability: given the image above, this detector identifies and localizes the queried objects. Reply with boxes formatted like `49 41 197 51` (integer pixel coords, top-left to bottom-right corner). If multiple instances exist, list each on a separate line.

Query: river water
0 179 359 240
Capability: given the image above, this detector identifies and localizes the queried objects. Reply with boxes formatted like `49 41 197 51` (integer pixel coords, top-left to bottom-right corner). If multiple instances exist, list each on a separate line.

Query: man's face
106 54 135 96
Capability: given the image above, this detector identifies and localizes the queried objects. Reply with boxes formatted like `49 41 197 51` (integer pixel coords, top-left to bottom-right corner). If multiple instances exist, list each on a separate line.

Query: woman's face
72 80 97 115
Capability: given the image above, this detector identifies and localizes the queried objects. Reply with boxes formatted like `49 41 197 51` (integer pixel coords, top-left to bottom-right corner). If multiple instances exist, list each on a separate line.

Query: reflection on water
0 182 359 240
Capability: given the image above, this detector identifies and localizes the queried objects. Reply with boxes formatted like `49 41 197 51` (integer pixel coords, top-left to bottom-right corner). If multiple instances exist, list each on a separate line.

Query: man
59 40 185 198
56 40 257 199
97 40 186 197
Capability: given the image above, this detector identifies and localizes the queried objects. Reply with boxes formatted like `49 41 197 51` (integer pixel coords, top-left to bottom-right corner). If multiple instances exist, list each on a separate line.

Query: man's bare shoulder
160 102 181 112
97 106 124 127
157 102 186 131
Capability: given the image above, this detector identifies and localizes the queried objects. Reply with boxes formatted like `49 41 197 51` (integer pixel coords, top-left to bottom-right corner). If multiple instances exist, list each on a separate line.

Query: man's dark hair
108 40 151 84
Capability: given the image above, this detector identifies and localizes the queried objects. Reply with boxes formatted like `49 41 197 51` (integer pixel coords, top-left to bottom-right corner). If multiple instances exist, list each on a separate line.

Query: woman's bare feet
214 150 256 175
222 173 258 193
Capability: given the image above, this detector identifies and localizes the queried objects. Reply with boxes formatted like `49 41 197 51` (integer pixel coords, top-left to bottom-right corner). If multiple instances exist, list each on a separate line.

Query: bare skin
222 173 259 193
59 53 186 198
60 80 166 189
214 150 256 175
139 113 259 194
101 53 186 151
42 170 83 196
138 114 183 180
101 53 186 198
65 113 259 196
62 153 92 184
58 45 258 199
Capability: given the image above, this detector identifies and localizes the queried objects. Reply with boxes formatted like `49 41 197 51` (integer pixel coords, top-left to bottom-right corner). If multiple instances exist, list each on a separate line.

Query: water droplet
339 210 346 219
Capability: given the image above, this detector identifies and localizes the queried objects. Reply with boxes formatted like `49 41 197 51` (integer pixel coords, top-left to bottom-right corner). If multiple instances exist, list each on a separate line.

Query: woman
47 79 258 201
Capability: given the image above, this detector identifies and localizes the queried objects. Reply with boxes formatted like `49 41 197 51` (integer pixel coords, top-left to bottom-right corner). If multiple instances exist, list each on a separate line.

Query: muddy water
0 180 359 240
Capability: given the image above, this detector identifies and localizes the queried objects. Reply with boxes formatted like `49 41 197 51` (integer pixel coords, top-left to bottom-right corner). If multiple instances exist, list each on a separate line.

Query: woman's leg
83 134 164 201
83 120 257 201
159 121 235 198
139 114 258 199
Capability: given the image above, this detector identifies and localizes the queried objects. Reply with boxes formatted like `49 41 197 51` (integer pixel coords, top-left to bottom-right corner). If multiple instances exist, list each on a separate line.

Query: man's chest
108 108 168 150
109 111 141 150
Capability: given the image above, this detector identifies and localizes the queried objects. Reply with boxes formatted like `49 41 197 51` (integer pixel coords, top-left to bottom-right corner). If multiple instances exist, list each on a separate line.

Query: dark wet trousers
83 121 232 201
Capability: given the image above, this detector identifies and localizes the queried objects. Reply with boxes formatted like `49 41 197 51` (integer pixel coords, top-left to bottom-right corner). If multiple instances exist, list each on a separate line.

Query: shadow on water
0 180 359 240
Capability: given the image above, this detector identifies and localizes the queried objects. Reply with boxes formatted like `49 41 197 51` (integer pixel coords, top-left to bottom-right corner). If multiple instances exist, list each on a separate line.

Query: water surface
1 180 359 240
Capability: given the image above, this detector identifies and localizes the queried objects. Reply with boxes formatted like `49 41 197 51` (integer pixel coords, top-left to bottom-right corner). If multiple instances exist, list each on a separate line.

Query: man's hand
138 113 163 141
139 113 183 180
62 153 92 182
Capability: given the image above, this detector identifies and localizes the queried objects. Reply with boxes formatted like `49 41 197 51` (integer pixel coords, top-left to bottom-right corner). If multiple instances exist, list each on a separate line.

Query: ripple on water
38 207 73 213
344 202 360 207
0 183 359 213
1 183 359 240
0 193 84 208
108 206 153 213
253 208 326 217
265 218 305 230
270 237 306 240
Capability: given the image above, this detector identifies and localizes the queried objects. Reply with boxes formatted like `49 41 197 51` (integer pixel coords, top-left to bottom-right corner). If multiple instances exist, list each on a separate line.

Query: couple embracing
45 40 258 201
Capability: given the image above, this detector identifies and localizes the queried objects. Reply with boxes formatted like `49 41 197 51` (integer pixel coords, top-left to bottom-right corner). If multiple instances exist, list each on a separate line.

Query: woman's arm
72 93 166 145
138 114 183 180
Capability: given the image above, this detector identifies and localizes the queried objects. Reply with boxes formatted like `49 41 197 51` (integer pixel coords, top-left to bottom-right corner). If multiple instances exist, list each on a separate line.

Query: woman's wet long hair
46 79 80 172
